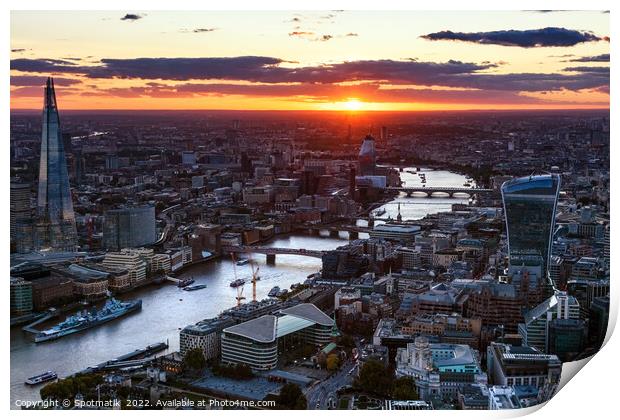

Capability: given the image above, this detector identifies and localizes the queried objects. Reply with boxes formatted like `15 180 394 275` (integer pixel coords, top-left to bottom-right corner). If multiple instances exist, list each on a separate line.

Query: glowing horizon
10 10 610 111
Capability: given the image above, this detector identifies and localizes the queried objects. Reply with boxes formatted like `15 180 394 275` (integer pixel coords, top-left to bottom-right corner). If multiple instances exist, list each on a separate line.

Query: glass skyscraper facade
35 77 77 251
103 205 157 250
501 174 560 276
358 134 377 176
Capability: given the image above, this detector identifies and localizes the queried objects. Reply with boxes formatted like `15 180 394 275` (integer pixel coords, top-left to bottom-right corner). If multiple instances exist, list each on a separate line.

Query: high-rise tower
358 134 376 176
35 77 77 251
501 174 560 277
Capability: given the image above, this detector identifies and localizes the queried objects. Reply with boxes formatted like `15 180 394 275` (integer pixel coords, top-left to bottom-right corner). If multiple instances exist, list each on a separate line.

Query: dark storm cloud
11 75 82 87
319 35 333 42
563 66 610 74
11 57 491 84
567 54 609 62
11 48 26 53
10 58 83 73
440 72 608 92
345 33 359 37
120 13 143 21
193 28 217 33
9 56 608 93
421 27 603 47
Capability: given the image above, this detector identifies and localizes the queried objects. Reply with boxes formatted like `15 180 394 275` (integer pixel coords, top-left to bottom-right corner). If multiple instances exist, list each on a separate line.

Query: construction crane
249 256 260 302
236 286 246 307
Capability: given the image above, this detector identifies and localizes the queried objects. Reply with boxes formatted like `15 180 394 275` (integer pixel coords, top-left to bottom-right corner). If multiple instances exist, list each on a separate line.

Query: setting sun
343 98 363 111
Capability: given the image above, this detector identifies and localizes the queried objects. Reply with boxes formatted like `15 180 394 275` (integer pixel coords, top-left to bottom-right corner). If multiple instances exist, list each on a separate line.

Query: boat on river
183 284 207 291
230 278 246 287
33 299 142 343
25 371 57 385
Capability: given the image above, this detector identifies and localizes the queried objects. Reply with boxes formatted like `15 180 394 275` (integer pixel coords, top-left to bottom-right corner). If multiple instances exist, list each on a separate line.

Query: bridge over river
222 245 326 264
385 186 493 197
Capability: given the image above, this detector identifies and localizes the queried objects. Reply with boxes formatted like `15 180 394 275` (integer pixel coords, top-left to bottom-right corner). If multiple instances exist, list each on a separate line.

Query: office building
486 342 561 401
548 319 587 362
395 336 486 400
466 283 524 333
102 250 148 286
398 246 422 270
370 223 421 244
220 303 334 370
10 277 33 316
589 295 609 348
103 206 157 251
501 174 560 276
358 134 377 176
180 316 236 360
52 264 110 300
35 77 78 251
10 181 32 241
518 290 580 353
401 313 482 349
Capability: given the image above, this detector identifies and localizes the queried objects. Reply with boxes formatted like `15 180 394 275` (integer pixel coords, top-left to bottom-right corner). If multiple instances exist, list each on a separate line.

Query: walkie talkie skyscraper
35 77 77 251
501 174 561 277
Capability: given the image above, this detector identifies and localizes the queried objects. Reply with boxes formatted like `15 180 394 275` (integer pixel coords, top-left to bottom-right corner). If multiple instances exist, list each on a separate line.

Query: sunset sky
10 10 610 110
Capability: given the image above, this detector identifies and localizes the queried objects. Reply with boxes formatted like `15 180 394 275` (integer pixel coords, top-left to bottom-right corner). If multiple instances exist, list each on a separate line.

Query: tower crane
236 286 246 307
249 256 260 302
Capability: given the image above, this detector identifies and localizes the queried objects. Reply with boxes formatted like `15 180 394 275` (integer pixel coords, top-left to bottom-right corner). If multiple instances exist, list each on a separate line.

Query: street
305 359 357 409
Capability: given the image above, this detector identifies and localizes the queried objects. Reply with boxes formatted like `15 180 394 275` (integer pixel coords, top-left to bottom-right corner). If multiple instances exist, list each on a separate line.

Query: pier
165 275 186 285
76 341 169 375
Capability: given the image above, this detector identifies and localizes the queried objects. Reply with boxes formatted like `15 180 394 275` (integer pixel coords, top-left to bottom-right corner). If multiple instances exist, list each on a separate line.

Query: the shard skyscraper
35 77 77 251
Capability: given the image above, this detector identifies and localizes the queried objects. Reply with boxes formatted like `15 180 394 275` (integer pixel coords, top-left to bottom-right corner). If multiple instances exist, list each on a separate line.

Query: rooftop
373 224 421 233
224 315 277 343
223 303 333 343
280 303 333 326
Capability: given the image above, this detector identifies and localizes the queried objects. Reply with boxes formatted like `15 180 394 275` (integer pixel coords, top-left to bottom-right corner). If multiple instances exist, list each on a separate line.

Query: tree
182 348 206 372
391 376 418 400
277 383 307 409
354 360 394 397
338 334 355 351
326 354 340 371
40 373 104 402
212 362 254 380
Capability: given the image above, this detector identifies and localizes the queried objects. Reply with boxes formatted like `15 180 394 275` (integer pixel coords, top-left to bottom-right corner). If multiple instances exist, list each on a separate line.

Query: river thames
10 167 470 405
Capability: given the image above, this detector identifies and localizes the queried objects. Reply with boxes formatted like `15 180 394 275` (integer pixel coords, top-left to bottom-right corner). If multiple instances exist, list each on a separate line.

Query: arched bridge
223 245 326 263
385 186 493 197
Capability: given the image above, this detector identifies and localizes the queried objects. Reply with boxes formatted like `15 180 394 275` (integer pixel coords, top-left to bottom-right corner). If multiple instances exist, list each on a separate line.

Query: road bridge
385 186 493 197
222 245 326 264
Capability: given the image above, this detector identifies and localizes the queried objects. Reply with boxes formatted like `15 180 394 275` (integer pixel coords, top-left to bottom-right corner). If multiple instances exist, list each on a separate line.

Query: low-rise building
488 386 521 410
395 336 486 400
370 223 421 244
486 342 561 402
102 250 148 286
180 316 236 360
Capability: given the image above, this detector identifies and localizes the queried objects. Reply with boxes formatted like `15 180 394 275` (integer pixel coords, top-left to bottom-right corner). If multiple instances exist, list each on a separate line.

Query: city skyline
8 8 611 412
10 10 610 111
